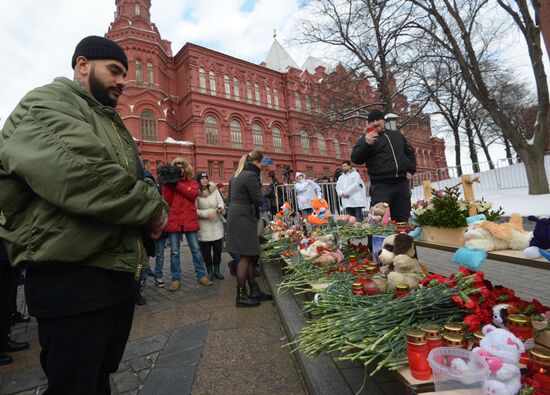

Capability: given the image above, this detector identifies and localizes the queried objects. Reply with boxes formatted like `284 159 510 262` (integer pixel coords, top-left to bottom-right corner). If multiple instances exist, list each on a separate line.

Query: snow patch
164 137 194 146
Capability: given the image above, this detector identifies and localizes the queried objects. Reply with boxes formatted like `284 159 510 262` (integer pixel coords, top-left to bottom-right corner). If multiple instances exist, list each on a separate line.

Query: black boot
213 264 224 280
134 290 146 306
206 266 214 281
249 282 272 301
0 353 13 365
236 286 259 308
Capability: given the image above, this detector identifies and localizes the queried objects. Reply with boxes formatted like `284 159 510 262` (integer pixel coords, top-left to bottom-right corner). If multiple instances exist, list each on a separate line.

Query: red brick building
106 0 446 183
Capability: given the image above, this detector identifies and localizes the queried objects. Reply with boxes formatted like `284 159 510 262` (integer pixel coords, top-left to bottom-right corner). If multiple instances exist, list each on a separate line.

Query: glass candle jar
528 348 550 394
365 265 379 275
421 324 443 353
352 282 365 296
406 329 432 380
507 314 535 365
443 322 464 336
473 331 484 348
348 255 358 264
395 283 410 298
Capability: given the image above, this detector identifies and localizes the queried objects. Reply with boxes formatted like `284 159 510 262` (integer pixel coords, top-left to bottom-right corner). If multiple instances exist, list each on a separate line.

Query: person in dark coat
226 151 272 307
351 109 416 222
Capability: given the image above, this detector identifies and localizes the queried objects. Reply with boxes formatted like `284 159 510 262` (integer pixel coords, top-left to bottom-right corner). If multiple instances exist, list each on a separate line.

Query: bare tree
296 0 421 113
408 0 549 194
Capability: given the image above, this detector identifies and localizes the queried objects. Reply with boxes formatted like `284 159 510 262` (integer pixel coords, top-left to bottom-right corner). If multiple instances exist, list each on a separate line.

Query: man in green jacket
0 35 168 394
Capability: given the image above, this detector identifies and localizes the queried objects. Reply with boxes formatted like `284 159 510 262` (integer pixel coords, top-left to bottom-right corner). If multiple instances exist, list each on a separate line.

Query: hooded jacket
196 182 225 242
351 129 416 183
162 178 200 233
295 172 322 210
335 168 367 209
0 77 167 272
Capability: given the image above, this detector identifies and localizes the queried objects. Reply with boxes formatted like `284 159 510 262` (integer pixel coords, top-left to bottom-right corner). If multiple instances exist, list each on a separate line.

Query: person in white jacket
294 172 322 216
196 173 226 281
336 161 367 221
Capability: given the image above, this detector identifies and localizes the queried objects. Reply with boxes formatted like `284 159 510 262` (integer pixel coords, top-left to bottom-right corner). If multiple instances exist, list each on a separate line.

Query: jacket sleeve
311 181 322 198
215 190 225 209
295 181 308 194
404 137 417 174
244 175 263 208
351 136 376 165
345 172 362 196
0 100 164 226
173 180 200 202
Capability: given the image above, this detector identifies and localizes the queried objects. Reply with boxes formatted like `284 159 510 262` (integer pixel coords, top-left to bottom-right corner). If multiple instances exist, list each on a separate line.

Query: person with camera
195 172 225 281
226 151 272 307
351 109 416 222
155 158 211 291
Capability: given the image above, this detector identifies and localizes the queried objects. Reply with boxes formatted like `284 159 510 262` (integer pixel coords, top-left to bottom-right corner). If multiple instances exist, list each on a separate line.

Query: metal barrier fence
275 182 371 216
411 155 550 202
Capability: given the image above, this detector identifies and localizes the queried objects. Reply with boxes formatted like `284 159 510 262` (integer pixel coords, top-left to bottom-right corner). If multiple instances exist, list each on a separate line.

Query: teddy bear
523 215 550 261
366 202 390 225
378 233 424 291
307 198 331 225
463 213 531 251
451 324 524 395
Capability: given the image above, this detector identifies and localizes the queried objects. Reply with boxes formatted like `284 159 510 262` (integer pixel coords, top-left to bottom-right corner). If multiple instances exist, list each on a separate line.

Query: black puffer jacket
351 129 416 183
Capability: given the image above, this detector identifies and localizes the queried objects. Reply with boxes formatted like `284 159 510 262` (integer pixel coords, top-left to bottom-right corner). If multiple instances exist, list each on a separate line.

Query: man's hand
365 131 378 145
148 209 168 239
406 172 413 180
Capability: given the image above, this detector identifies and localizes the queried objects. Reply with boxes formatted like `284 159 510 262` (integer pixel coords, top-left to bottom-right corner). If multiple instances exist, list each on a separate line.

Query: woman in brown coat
226 151 272 307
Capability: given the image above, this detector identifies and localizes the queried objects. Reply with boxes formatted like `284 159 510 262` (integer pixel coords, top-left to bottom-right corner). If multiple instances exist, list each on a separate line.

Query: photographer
154 158 211 291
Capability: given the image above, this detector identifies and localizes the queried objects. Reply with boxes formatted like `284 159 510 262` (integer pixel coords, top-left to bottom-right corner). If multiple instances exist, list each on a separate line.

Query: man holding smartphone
351 109 416 222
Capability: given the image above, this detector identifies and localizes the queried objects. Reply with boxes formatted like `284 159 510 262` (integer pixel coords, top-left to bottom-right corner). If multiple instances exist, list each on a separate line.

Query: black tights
236 255 255 288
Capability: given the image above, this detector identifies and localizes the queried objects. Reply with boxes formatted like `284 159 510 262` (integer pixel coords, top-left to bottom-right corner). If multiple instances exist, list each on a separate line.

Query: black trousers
37 298 135 395
369 179 411 222
0 264 18 341
199 239 223 268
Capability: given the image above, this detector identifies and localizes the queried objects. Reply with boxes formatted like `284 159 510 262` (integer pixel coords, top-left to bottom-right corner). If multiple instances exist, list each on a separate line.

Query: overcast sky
1 0 547 168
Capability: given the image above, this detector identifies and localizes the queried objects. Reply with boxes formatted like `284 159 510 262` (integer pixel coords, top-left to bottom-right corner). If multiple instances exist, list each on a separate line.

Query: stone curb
263 262 354 395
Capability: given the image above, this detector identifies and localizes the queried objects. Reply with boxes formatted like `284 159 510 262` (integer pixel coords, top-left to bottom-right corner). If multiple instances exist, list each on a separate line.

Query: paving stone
122 332 170 361
163 321 209 352
137 369 150 383
112 369 139 393
139 366 196 395
128 355 154 372
119 390 138 395
0 367 47 394
154 344 203 369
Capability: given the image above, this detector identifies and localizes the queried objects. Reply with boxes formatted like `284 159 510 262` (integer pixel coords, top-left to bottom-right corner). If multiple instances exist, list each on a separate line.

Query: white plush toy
463 213 531 251
468 324 524 395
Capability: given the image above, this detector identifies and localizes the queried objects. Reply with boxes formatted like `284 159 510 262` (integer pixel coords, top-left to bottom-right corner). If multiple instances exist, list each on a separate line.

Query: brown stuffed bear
379 233 424 291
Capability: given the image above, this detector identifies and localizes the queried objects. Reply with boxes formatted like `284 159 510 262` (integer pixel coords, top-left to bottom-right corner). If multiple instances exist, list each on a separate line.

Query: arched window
233 77 240 101
305 95 312 113
135 2 141 15
252 123 263 149
254 83 261 105
300 130 310 154
272 127 283 152
347 140 353 156
333 138 342 159
205 115 218 146
317 133 327 156
224 75 231 99
246 81 253 103
295 92 302 111
273 88 280 110
146 63 153 87
266 86 272 108
140 110 157 141
198 68 206 93
209 71 216 96
135 60 142 86
230 120 243 148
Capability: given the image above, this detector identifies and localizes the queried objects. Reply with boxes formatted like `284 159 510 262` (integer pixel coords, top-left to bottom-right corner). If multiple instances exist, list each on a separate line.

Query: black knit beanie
71 36 128 70
196 172 209 183
367 109 385 123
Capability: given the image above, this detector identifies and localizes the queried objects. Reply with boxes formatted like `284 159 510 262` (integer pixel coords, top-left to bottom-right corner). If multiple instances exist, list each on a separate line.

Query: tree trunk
503 137 514 165
453 127 462 177
465 119 480 172
519 146 549 194
474 126 494 170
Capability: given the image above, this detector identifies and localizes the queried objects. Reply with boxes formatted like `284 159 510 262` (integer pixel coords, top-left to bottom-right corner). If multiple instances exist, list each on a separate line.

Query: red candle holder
507 314 534 365
406 329 431 380
527 348 550 394
395 283 410 298
420 324 443 353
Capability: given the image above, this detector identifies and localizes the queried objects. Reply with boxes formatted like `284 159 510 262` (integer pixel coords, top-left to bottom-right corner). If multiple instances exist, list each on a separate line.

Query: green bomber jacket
0 77 167 273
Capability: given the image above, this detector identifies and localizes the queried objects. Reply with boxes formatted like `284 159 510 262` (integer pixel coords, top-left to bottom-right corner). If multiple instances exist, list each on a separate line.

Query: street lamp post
385 113 398 131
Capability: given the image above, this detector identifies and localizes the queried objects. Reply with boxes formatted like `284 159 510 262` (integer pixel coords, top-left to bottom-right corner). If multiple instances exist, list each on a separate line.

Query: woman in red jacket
154 158 211 291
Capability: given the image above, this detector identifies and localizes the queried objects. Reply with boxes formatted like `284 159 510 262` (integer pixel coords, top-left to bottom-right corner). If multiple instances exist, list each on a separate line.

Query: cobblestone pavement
0 244 306 395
